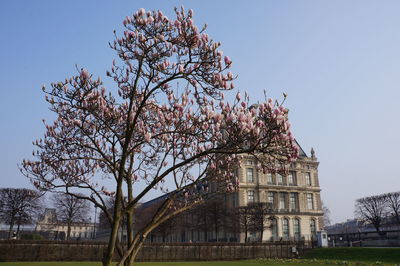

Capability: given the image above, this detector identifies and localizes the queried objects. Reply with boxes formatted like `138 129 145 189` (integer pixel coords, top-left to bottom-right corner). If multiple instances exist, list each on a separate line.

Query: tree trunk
373 222 384 237
125 210 134 265
129 240 144 264
16 216 22 238
259 219 264 242
8 220 14 240
395 212 400 225
102 214 122 266
67 221 71 240
126 178 134 266
244 224 248 243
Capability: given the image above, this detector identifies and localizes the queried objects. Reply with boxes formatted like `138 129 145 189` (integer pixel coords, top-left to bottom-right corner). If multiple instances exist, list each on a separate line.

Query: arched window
270 218 278 241
310 218 317 237
283 218 289 239
293 218 301 240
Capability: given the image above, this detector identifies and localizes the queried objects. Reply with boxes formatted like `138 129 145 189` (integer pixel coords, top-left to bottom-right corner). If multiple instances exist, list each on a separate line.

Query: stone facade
35 208 96 240
144 141 323 243
233 142 323 242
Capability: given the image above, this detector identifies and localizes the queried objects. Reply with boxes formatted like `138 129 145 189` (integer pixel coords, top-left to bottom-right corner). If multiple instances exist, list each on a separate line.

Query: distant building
326 218 400 246
144 140 324 243
35 208 96 240
234 141 323 242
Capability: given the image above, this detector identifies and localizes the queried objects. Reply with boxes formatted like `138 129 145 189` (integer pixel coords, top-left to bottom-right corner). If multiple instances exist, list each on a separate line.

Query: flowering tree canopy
21 7 298 266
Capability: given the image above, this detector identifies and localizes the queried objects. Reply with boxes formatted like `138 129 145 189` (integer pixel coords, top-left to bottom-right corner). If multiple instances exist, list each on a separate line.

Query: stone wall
0 240 308 262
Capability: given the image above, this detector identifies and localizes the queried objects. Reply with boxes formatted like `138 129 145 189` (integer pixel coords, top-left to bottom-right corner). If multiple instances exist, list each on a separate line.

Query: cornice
239 184 321 192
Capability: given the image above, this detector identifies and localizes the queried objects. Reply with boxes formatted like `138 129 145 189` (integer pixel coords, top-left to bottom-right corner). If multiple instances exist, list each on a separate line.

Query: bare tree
203 199 227 241
248 202 273 242
322 201 331 226
237 205 253 242
151 214 178 242
0 188 42 239
355 195 387 236
384 191 400 225
52 193 90 240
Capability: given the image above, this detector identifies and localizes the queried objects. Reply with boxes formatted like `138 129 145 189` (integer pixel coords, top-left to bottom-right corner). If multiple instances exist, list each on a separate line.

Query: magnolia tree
21 7 298 266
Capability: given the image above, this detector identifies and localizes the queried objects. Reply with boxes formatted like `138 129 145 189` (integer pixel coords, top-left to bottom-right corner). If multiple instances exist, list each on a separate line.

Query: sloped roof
294 139 308 157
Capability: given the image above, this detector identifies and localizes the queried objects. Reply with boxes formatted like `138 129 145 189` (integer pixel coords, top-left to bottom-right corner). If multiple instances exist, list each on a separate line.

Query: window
247 168 254 183
310 219 317 236
293 219 301 239
268 192 274 205
307 194 314 210
277 174 284 185
247 190 254 202
279 193 286 209
232 192 238 208
267 173 273 184
305 172 312 186
290 193 297 210
270 218 278 240
283 218 289 239
247 160 253 165
288 171 296 185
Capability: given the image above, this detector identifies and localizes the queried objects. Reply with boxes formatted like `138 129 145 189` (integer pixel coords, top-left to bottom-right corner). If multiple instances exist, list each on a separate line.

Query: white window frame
268 192 274 204
307 193 314 210
290 192 297 210
282 218 289 238
267 173 273 184
277 174 284 185
293 219 301 239
305 172 312 186
247 190 254 202
279 193 285 209
310 219 317 236
246 168 254 183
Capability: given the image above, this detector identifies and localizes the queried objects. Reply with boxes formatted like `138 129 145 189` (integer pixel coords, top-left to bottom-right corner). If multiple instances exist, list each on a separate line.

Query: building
233 141 323 242
326 218 400 247
144 141 324 243
35 208 97 240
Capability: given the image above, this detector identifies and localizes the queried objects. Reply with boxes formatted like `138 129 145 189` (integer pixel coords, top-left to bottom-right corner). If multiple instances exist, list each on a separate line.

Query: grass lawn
0 260 396 266
1 248 400 266
0 261 359 266
302 247 400 264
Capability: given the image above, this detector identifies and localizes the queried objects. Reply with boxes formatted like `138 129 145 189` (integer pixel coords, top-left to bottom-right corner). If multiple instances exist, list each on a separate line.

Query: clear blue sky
1 0 399 223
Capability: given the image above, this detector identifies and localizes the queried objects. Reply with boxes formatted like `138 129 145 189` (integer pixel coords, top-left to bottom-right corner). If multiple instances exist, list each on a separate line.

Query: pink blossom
145 132 152 142
80 69 90 80
236 92 241 101
147 16 154 24
138 8 145 16
224 56 232 66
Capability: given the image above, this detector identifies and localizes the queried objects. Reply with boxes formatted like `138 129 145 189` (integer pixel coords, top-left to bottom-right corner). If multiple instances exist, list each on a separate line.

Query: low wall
0 240 307 262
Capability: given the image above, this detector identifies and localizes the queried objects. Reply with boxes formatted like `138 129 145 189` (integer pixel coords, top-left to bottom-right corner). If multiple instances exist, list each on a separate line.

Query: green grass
0 261 354 266
0 260 395 266
303 247 400 264
1 248 400 266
